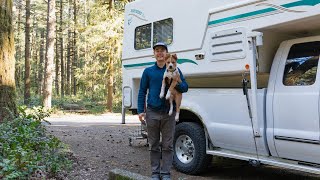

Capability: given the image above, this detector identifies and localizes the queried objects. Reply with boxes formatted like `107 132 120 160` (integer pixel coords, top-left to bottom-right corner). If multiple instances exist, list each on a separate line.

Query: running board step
207 149 320 175
207 149 258 161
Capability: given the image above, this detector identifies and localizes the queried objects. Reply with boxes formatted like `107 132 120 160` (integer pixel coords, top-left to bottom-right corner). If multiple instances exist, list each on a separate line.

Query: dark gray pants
146 108 176 176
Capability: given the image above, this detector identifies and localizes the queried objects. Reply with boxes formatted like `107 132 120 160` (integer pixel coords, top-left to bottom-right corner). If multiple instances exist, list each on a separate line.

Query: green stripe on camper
123 62 154 68
123 59 198 69
177 59 198 65
208 8 275 26
208 0 320 26
284 0 320 8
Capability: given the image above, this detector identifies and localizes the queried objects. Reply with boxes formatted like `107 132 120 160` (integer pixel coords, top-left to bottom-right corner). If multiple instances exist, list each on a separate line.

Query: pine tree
24 0 31 105
43 0 56 108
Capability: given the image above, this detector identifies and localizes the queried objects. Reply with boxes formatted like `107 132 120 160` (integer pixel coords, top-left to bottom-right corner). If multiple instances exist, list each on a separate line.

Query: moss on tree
0 0 17 122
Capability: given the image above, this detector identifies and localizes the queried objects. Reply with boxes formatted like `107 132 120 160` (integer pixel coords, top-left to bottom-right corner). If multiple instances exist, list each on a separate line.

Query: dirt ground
46 114 320 180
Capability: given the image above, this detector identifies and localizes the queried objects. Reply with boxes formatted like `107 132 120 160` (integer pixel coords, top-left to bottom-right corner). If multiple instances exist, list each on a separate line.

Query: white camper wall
206 0 320 73
122 0 244 60
122 0 320 109
123 0 320 79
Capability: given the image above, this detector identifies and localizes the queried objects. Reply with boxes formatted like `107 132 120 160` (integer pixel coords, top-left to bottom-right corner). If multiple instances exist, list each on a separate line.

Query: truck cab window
153 18 173 46
134 23 152 50
283 41 320 86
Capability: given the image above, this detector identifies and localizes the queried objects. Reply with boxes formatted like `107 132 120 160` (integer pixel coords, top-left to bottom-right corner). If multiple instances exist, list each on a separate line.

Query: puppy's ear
165 54 171 60
172 54 177 60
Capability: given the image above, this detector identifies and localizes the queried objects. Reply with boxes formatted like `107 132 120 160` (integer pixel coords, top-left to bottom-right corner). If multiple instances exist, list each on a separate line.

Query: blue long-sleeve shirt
137 62 188 114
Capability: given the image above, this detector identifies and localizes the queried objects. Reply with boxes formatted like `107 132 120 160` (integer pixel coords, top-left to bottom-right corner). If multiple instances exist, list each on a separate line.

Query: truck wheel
173 122 212 175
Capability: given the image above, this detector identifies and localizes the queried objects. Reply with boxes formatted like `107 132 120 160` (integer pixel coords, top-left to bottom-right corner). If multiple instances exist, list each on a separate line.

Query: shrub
0 106 71 179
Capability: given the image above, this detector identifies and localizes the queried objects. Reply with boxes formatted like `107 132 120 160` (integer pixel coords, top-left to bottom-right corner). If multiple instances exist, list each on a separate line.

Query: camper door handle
195 53 205 60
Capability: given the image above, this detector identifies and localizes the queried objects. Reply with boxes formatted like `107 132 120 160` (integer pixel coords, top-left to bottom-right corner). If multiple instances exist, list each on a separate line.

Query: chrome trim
175 135 195 164
207 149 320 175
274 136 320 145
260 158 320 175
207 149 258 161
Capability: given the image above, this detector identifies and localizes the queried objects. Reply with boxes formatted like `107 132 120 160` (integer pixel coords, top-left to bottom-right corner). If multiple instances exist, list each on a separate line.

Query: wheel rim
175 134 195 164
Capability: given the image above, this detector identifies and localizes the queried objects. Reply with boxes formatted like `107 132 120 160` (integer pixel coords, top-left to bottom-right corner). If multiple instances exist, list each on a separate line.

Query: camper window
153 18 173 46
283 41 320 86
134 23 152 50
134 18 173 50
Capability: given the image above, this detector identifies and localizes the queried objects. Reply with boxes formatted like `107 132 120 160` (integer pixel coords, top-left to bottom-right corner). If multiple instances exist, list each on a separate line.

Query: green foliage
13 0 130 112
0 106 71 179
75 1 126 105
52 94 123 114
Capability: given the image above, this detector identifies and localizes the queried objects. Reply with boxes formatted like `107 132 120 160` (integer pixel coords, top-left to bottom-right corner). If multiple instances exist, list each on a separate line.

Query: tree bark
15 0 22 90
38 30 45 96
67 31 71 95
108 0 114 11
66 0 72 95
106 53 114 112
32 26 39 95
24 0 31 105
60 0 64 97
43 0 56 109
55 19 60 96
72 0 77 95
0 0 17 122
60 37 64 97
105 0 115 112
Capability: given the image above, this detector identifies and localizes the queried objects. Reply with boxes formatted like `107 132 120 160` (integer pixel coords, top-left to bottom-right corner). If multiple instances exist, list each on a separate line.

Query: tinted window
153 18 173 45
134 23 151 50
283 41 320 86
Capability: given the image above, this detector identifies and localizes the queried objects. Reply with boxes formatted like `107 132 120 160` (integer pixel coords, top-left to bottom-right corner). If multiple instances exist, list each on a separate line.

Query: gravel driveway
46 113 320 180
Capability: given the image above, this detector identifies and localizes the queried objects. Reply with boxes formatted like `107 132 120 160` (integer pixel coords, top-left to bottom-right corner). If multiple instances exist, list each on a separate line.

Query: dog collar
167 68 176 73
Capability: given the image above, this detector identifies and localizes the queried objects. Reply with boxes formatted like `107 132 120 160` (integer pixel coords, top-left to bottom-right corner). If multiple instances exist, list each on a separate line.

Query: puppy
159 54 182 121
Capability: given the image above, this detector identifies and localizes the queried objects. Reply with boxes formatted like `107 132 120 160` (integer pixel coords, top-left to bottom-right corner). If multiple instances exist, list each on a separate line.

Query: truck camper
122 0 320 175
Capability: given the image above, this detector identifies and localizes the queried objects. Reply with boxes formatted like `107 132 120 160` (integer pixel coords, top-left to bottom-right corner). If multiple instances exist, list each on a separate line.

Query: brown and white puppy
159 54 182 121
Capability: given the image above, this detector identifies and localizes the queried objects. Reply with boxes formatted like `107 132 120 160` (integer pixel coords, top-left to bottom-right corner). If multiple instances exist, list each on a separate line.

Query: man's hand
173 71 182 83
138 113 146 122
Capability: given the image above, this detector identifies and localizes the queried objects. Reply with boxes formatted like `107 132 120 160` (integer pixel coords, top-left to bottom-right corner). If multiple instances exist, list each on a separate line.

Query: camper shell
122 0 320 175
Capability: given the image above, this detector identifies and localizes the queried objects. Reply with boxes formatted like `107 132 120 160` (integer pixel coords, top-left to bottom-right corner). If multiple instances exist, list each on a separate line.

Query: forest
0 0 131 178
1 0 130 117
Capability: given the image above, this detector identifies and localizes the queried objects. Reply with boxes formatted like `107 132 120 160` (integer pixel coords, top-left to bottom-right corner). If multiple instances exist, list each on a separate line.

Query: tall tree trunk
15 0 22 90
105 0 115 112
38 30 45 96
55 18 60 96
66 0 72 95
0 0 17 122
32 28 39 95
72 0 77 95
60 38 64 97
64 49 68 96
81 0 87 94
106 54 114 112
67 31 71 95
43 0 56 109
24 0 31 105
60 0 64 97
108 0 114 11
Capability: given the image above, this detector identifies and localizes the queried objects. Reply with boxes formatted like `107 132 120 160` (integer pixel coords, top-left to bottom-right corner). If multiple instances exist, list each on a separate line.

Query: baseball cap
153 42 168 51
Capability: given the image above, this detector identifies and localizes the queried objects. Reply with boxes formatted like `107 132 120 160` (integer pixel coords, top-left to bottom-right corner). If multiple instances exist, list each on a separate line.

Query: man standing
137 42 188 180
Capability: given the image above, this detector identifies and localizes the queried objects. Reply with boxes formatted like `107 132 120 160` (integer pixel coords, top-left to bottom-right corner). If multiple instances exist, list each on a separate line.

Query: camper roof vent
210 27 247 61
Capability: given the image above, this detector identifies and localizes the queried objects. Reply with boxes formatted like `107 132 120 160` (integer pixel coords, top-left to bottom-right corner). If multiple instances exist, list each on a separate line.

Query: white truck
121 0 320 175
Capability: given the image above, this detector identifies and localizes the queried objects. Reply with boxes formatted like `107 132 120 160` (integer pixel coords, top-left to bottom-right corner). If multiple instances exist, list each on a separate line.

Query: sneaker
162 175 171 180
161 174 171 180
151 173 160 180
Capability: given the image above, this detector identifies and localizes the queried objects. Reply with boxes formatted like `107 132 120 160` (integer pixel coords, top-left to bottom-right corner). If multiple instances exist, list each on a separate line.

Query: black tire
173 122 212 175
